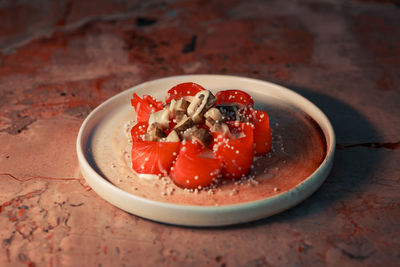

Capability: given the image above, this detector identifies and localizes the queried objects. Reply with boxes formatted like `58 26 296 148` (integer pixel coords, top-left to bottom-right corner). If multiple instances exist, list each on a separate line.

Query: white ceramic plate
76 75 335 226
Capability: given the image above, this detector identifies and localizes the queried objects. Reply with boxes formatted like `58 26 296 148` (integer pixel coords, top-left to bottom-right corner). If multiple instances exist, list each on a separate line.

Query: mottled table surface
1 0 399 266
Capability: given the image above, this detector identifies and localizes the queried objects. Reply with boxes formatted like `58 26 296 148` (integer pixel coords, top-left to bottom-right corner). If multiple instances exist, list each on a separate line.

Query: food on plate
130 82 271 189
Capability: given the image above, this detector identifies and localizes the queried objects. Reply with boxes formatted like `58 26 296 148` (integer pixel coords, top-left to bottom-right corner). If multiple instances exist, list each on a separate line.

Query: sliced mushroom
163 102 171 112
141 134 154 141
175 98 190 111
204 107 223 128
168 98 190 123
143 122 166 141
183 95 194 103
162 130 180 142
174 110 186 123
173 115 194 133
187 90 217 124
148 108 170 129
209 122 231 137
181 125 198 140
183 127 213 147
192 128 213 147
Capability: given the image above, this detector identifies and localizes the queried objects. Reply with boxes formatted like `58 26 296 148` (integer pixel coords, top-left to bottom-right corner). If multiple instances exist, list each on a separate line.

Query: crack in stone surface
1 186 48 215
0 173 91 191
0 173 88 262
336 141 400 150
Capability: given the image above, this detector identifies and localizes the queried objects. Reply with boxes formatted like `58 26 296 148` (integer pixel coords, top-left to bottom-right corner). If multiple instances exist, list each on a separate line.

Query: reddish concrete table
1 0 399 266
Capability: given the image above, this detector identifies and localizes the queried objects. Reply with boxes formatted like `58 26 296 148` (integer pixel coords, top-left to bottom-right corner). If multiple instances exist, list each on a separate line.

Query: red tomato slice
165 82 205 103
212 122 254 179
170 141 222 189
143 95 164 109
252 110 271 156
130 121 148 142
131 140 180 176
215 89 254 107
131 93 163 122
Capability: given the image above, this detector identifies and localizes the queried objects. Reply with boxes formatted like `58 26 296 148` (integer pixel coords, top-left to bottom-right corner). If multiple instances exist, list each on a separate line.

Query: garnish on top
130 82 271 189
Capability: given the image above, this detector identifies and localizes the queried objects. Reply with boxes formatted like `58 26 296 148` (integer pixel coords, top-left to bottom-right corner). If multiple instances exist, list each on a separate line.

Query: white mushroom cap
162 130 180 142
204 107 223 128
187 90 217 124
149 108 170 129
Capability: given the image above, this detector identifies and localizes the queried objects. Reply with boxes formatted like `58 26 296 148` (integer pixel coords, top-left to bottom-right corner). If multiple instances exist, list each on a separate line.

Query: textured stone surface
0 0 399 266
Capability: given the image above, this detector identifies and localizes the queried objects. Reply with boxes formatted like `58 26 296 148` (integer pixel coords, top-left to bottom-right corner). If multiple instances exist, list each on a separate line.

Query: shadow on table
205 85 380 230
